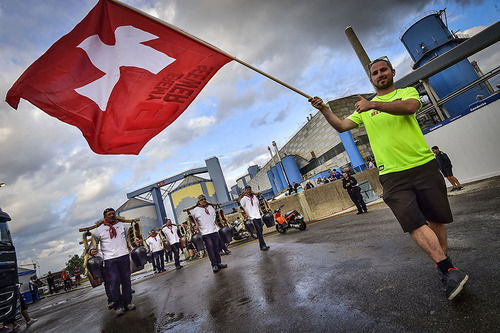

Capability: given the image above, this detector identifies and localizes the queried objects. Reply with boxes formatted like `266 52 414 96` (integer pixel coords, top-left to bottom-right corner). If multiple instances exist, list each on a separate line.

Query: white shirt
191 205 218 235
145 235 163 252
240 195 261 219
162 225 180 244
93 222 129 261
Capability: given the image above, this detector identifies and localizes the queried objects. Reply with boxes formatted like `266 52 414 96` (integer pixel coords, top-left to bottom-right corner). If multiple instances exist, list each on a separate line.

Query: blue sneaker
445 268 469 300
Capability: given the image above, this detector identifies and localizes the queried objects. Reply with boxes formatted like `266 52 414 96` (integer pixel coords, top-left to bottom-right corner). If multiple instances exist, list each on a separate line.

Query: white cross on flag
6 0 231 154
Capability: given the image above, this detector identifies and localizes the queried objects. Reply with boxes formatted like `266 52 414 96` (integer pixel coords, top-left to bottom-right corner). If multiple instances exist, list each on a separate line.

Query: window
0 222 12 244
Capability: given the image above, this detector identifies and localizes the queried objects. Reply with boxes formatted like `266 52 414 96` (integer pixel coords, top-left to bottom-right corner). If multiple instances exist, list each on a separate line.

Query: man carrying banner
189 195 228 273
90 208 136 315
240 186 270 252
309 57 468 301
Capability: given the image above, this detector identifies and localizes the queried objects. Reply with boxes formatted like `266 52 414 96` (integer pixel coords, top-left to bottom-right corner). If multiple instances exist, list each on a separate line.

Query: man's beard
374 76 394 90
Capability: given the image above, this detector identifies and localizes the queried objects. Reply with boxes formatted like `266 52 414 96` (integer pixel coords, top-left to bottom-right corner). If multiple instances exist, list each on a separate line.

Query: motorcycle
230 219 257 240
274 205 307 233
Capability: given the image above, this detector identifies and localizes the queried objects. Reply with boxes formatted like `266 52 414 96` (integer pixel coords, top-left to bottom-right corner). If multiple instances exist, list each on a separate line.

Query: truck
0 208 20 326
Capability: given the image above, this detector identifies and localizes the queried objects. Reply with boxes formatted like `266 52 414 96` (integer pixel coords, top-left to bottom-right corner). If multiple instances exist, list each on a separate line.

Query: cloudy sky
0 0 498 274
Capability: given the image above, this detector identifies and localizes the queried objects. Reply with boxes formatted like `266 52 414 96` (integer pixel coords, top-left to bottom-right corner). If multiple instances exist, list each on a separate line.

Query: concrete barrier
224 168 382 226
268 168 382 221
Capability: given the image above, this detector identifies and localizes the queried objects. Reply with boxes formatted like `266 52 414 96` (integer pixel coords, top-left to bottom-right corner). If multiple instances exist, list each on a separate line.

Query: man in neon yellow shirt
309 58 468 301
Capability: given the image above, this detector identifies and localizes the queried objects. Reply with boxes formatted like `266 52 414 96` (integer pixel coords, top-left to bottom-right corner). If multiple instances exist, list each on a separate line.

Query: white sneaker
125 303 136 311
115 307 125 316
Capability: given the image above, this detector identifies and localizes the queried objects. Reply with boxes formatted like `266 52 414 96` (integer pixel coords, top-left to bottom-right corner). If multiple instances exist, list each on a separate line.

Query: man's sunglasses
367 56 392 71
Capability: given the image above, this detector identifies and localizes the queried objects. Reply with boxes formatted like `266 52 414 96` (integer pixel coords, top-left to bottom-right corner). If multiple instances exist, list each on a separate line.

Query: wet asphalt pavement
20 180 500 332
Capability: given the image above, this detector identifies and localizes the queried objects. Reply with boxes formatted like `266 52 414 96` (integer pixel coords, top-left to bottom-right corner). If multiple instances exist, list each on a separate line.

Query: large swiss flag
6 0 232 154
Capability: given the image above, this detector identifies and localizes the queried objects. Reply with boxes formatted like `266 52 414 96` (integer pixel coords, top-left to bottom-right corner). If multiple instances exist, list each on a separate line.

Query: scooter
274 205 307 233
230 219 257 240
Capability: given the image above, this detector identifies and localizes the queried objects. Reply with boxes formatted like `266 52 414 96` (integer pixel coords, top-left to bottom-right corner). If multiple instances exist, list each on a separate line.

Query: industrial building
239 94 374 196
118 156 234 231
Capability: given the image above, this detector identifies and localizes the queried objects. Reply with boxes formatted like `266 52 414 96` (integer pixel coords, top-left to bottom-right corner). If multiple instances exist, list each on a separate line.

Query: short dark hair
103 208 115 216
368 56 394 72
431 146 439 150
244 185 251 189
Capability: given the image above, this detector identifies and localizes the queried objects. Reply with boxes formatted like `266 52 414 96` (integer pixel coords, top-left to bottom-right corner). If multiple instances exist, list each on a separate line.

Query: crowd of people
84 187 271 317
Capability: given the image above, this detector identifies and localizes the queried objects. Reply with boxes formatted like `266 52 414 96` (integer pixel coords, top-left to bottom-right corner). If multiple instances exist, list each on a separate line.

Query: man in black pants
145 230 165 273
90 208 136 316
342 172 367 214
431 146 463 191
161 219 183 270
240 186 270 251
190 195 228 273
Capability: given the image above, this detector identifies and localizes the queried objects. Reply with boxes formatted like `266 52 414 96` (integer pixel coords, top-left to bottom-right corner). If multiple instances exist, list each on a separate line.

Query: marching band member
145 229 165 273
89 208 135 316
240 185 270 251
161 219 183 270
190 195 228 273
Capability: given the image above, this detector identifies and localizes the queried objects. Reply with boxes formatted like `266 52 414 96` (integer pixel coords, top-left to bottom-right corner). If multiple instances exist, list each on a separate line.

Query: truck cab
0 208 20 325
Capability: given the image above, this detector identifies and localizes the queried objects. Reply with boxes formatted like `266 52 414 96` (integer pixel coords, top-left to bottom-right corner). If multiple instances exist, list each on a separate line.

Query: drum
219 226 233 244
262 212 275 228
191 233 205 251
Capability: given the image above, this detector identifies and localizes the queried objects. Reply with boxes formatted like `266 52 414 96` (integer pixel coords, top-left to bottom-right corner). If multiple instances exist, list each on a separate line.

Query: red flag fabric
6 0 232 154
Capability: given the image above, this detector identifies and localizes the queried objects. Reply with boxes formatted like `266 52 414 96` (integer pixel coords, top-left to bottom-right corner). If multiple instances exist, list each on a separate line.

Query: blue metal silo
281 155 302 185
400 11 490 117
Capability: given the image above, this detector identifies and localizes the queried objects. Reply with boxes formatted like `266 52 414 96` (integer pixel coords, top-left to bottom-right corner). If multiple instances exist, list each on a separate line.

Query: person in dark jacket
342 172 367 214
431 146 463 191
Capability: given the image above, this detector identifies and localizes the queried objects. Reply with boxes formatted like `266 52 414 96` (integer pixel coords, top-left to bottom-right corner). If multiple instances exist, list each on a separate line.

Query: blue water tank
275 163 289 191
400 12 490 117
266 170 278 195
338 131 366 172
271 165 285 192
282 155 303 185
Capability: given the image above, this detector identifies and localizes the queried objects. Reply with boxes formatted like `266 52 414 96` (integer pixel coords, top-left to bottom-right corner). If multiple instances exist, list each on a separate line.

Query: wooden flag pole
109 0 313 100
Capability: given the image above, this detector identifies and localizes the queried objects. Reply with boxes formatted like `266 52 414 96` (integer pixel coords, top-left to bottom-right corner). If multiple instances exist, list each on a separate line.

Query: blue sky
0 0 498 273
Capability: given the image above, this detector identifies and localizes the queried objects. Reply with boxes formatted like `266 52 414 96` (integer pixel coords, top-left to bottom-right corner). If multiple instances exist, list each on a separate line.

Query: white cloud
461 25 487 36
39 240 77 259
187 116 216 130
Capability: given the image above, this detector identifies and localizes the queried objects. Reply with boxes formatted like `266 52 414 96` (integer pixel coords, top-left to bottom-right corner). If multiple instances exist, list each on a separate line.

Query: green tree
65 254 84 275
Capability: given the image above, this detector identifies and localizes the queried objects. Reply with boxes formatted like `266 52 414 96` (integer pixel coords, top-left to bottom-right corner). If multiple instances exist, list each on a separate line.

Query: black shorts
187 242 195 250
441 167 453 177
379 159 453 233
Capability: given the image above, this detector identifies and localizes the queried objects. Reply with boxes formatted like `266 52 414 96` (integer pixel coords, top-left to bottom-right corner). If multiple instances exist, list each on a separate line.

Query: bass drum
191 233 205 251
262 212 275 228
219 226 233 244
130 245 148 268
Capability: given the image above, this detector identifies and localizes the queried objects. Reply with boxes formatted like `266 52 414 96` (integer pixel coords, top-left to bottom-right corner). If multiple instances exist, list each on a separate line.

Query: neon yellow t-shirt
347 87 434 175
